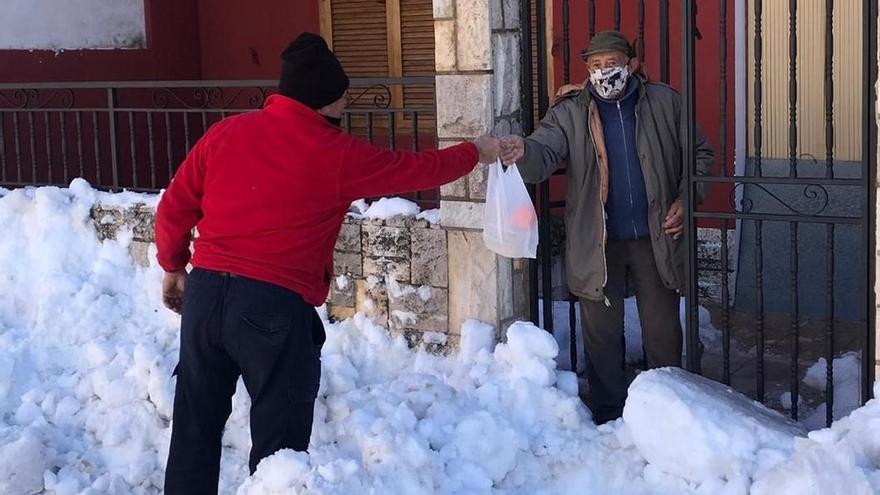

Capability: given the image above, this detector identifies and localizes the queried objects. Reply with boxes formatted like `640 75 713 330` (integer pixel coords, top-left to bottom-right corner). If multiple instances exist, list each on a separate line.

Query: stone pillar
433 0 529 338
875 22 880 382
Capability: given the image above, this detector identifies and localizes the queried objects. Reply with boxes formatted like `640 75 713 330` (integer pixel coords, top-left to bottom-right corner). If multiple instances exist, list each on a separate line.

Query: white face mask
589 65 630 99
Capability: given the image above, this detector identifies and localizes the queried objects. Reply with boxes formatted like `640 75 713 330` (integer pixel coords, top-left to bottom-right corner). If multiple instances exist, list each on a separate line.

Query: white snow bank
751 382 880 495
800 352 863 429
0 428 46 494
623 368 806 484
0 181 177 493
4 181 880 495
239 316 592 495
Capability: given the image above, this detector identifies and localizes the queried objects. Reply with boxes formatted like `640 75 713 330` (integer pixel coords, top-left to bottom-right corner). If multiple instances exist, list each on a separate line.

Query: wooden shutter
401 0 435 111
321 0 436 134
329 0 389 78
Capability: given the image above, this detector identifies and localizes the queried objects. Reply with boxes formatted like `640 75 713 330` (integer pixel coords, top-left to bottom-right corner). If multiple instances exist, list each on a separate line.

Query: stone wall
327 216 456 352
91 203 156 267
876 23 880 382
696 227 737 306
89 204 459 352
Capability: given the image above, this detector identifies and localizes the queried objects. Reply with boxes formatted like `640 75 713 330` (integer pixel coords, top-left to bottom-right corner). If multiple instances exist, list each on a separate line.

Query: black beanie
279 33 350 110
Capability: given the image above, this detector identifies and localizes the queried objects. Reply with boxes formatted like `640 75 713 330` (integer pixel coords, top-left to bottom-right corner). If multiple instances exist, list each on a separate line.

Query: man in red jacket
156 33 499 494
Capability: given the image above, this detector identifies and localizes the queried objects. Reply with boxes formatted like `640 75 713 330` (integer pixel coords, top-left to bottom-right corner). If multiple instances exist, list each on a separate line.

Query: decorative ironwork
825 0 836 429
730 182 830 217
150 87 268 110
0 88 75 109
347 85 392 109
788 0 801 421
719 0 731 386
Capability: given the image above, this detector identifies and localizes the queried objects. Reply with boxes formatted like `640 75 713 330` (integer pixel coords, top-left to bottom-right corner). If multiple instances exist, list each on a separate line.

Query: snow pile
623 368 806 485
416 209 441 224
238 317 592 495
3 181 880 495
751 383 880 495
347 198 439 224
0 181 176 493
0 428 45 494
348 197 420 220
800 352 864 429
1 0 145 49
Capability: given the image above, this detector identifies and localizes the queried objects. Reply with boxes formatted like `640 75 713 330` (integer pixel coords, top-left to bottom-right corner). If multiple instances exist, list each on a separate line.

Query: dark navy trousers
164 268 325 495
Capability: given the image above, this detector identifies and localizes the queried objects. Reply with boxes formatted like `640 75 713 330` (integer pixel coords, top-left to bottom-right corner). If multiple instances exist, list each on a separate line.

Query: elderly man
500 31 712 424
156 33 499 494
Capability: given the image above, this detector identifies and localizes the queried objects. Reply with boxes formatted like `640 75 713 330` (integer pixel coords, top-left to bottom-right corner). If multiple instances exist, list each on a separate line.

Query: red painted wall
548 0 736 218
197 0 321 80
0 0 202 83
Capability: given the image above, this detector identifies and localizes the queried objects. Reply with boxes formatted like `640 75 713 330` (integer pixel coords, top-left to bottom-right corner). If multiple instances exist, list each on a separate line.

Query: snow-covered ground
1 182 879 495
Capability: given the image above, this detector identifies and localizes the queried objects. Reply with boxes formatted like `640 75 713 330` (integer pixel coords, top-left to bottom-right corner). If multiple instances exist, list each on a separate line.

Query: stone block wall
89 204 459 353
91 203 156 267
875 37 880 382
696 227 737 306
328 216 457 352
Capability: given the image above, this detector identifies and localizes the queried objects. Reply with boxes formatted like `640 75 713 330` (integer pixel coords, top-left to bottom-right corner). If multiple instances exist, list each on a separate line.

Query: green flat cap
580 30 635 60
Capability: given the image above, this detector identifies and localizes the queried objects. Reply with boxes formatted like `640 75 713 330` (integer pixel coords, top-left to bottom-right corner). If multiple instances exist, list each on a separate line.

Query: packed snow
1 181 880 494
348 197 428 221
1 0 145 50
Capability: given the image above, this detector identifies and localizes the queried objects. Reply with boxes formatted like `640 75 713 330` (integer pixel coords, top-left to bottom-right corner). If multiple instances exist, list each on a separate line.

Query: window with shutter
329 0 389 78
319 0 435 134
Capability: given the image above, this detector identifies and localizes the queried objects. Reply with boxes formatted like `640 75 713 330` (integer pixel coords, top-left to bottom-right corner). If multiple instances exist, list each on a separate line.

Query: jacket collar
263 94 335 128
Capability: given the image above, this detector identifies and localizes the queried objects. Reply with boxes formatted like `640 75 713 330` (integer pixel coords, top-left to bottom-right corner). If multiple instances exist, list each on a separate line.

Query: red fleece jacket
155 94 478 305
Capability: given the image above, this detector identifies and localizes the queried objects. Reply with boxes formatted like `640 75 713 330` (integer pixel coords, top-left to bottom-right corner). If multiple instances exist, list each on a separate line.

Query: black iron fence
0 77 439 207
524 0 877 427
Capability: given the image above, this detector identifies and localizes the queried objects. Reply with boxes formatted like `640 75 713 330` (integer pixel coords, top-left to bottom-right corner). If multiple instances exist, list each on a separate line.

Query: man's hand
473 135 501 164
162 270 188 314
499 135 525 165
663 199 684 239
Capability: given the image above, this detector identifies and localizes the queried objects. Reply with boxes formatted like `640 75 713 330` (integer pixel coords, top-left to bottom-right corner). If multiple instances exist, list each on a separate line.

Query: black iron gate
522 0 878 427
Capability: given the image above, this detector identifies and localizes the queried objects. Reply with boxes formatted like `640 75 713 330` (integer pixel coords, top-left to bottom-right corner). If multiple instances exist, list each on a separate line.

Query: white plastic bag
482 160 539 259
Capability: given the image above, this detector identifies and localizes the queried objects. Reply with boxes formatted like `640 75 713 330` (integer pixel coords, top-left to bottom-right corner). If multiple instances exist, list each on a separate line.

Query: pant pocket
241 313 291 334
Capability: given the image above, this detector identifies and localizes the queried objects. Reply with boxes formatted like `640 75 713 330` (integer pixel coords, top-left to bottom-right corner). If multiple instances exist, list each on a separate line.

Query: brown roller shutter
330 0 389 78
322 0 436 135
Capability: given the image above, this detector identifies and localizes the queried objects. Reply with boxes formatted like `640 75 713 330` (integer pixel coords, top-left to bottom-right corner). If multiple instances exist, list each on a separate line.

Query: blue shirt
591 78 650 241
